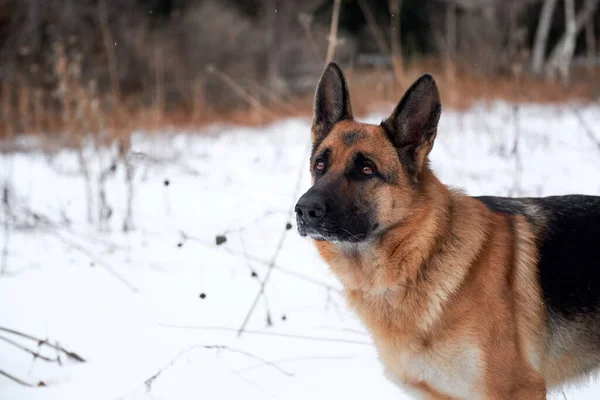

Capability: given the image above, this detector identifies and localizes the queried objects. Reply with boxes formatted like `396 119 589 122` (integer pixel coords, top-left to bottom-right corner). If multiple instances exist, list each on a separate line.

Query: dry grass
0 58 598 144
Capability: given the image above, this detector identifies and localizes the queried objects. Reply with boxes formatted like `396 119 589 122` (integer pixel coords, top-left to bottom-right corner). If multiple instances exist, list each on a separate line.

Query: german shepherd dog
295 62 600 399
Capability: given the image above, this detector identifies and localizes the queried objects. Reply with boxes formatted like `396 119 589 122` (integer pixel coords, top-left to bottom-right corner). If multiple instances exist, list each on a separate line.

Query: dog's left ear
312 62 353 148
382 74 441 181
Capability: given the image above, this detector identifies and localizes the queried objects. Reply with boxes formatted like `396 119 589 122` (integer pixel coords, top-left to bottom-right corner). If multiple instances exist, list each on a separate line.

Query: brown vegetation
0 0 598 140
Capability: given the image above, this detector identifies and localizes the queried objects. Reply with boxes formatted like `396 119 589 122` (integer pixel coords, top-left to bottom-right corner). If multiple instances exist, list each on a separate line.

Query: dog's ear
312 62 353 148
381 74 441 181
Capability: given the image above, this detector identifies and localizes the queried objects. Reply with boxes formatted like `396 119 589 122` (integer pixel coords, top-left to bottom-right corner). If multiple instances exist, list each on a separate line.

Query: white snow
1 102 600 400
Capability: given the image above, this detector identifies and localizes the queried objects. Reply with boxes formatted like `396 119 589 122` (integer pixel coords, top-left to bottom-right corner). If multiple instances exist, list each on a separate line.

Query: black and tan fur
295 62 600 399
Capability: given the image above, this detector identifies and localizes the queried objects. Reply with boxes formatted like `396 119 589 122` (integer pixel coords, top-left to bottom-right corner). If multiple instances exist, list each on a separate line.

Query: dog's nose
295 194 326 220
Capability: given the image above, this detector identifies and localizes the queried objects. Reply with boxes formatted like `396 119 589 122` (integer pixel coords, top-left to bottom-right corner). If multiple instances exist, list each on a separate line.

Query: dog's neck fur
316 167 492 334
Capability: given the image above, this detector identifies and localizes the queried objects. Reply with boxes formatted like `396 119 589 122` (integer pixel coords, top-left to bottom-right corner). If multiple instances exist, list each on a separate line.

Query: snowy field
2 102 600 400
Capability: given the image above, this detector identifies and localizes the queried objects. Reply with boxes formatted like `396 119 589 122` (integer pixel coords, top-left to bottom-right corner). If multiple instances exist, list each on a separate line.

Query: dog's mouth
296 218 368 243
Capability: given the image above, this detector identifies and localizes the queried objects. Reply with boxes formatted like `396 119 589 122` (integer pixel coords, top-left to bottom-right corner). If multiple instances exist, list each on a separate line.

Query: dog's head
295 62 441 244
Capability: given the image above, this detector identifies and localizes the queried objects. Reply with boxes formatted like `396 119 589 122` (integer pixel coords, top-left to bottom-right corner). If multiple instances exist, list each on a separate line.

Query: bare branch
206 65 278 120
0 335 60 363
585 0 596 75
49 229 139 293
298 13 322 63
234 354 359 374
445 1 457 65
545 0 599 81
236 227 288 336
0 326 85 363
204 345 294 377
508 104 522 196
325 0 342 65
181 230 342 293
531 0 558 75
357 0 390 55
435 0 542 8
143 344 294 392
160 324 373 346
389 0 404 87
0 370 44 387
97 0 120 100
236 138 313 336
570 106 600 153
1 185 9 275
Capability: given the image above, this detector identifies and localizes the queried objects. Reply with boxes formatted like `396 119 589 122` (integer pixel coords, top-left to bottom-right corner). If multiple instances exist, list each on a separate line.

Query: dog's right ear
312 62 353 148
381 74 441 182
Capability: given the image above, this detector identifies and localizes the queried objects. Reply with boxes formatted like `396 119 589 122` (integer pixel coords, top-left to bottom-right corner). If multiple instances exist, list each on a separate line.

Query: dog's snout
295 194 326 220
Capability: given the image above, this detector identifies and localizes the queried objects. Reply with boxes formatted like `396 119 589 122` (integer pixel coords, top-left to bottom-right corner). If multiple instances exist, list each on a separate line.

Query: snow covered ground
1 102 600 400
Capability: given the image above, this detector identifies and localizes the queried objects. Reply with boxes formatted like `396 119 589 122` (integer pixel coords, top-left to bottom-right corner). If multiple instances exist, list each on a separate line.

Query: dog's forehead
328 120 383 143
317 120 395 162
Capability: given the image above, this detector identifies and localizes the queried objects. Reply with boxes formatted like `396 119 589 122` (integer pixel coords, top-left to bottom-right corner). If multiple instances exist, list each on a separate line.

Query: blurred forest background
0 0 599 137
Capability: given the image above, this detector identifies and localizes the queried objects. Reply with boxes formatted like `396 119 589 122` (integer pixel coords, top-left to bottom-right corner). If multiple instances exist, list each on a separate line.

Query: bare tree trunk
444 1 458 108
98 160 115 232
558 0 576 85
508 4 520 64
357 0 390 56
446 1 457 66
1 84 12 275
77 148 94 225
325 0 342 65
586 1 596 75
531 0 558 75
154 46 164 126
1 186 9 275
266 0 289 96
298 13 321 64
97 0 120 101
27 0 40 52
545 0 599 81
389 0 404 88
121 140 134 233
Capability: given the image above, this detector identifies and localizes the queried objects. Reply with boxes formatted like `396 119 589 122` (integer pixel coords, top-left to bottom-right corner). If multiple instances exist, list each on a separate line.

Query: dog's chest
374 335 482 399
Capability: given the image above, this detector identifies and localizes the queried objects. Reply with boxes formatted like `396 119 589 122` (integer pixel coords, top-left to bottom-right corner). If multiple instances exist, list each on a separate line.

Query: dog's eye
315 160 325 172
361 164 374 176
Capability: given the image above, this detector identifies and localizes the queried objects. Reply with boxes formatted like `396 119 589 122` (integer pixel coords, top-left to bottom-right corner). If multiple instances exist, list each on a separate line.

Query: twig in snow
159 324 373 346
0 369 45 387
183 230 341 293
1 185 9 275
122 152 135 232
324 287 344 319
238 232 273 324
238 232 259 278
204 345 293 377
2 183 136 292
234 353 359 375
236 231 287 336
508 104 522 197
226 366 278 399
98 160 117 231
77 146 94 225
48 228 139 293
0 326 85 362
220 210 282 236
570 105 600 153
143 344 293 392
0 335 60 363
236 138 312 337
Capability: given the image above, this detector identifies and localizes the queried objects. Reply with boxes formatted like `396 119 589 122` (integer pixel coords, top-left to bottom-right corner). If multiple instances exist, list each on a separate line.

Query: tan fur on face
312 121 549 399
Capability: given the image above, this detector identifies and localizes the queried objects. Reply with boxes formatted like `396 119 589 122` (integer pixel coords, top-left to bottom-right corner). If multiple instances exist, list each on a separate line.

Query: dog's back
477 195 600 386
